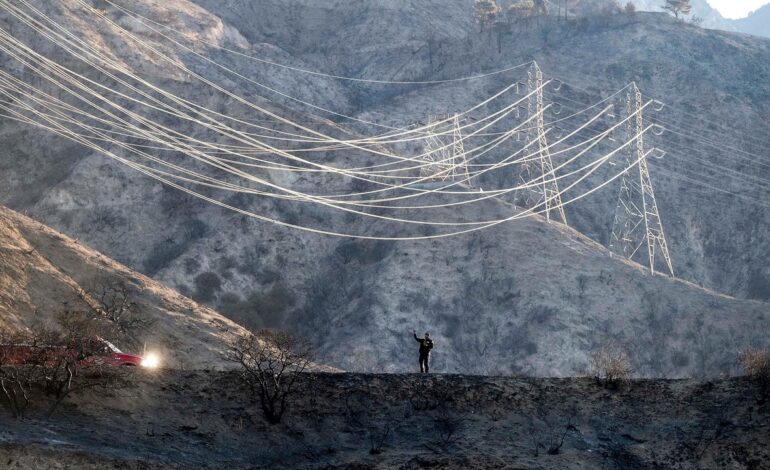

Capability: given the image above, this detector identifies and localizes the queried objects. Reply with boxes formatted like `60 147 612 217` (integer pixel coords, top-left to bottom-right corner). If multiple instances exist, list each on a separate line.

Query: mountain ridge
0 204 247 368
0 1 769 375
732 4 770 38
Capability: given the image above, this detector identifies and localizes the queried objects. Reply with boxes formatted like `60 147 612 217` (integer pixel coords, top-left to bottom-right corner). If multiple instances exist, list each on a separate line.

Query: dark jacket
414 333 434 355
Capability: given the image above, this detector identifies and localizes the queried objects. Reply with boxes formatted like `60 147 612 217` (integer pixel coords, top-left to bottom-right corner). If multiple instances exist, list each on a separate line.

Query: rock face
0 0 769 375
0 205 246 368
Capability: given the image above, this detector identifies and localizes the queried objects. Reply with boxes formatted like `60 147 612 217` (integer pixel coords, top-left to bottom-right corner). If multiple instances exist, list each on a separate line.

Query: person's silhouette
413 330 434 373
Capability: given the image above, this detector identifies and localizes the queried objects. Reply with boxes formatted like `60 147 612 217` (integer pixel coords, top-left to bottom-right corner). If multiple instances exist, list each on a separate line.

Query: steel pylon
609 82 674 277
515 62 567 224
421 114 469 182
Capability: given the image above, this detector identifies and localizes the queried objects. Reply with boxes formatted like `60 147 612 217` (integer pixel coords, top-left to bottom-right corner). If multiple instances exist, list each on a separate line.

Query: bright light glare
707 0 769 19
141 352 160 369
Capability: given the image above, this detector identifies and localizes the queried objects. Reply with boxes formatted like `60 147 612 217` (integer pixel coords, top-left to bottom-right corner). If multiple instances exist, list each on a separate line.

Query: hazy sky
708 0 769 19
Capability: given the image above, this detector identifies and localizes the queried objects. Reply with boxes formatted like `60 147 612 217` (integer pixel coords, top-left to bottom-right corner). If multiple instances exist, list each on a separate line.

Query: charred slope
1 371 769 469
283 199 770 377
0 2 769 375
187 0 770 302
0 205 246 368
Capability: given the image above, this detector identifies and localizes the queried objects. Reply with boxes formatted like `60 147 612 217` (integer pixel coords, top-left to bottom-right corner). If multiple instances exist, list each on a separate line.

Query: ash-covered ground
2 370 769 468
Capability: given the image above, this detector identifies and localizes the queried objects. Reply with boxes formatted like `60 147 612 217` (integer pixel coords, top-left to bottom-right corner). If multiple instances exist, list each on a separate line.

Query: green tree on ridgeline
473 0 502 32
662 0 692 18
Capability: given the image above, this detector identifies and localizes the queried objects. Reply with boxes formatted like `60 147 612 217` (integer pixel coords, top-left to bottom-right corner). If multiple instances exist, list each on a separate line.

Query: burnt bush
738 347 770 402
334 240 395 265
0 313 135 419
194 272 222 303
83 278 153 339
0 330 40 418
590 344 631 389
747 270 770 301
144 240 186 275
143 219 208 275
227 329 312 424
527 403 578 457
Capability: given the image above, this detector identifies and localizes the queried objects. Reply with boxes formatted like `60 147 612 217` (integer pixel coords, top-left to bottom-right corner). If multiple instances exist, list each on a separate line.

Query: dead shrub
83 279 154 339
529 412 576 457
434 413 462 447
227 329 313 424
0 314 135 418
37 313 134 417
738 347 770 402
590 345 631 388
0 330 42 418
368 420 392 455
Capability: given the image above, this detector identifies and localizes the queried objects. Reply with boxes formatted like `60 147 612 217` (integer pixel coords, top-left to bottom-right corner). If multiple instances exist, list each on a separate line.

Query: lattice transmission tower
450 114 470 182
514 61 567 224
420 117 450 179
420 114 469 182
609 82 674 277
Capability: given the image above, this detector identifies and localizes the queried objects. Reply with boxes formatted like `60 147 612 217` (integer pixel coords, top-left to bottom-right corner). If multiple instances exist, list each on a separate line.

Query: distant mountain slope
281 196 770 377
732 4 770 38
624 0 734 30
0 205 246 368
629 0 770 38
1 1 770 376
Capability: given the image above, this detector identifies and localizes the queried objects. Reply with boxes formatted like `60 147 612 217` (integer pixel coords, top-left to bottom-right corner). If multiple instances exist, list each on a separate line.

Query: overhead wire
0 70 622 212
0 0 680 238
7 0 533 169
19 0 534 150
7 0 628 187
0 90 652 239
0 34 644 219
100 0 535 86
548 80 770 209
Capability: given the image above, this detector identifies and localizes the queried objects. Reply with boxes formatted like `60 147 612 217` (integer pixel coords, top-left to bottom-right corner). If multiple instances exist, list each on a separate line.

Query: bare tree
83 279 152 337
0 330 42 418
40 313 133 417
0 364 33 418
1 314 133 418
662 0 692 19
227 329 313 424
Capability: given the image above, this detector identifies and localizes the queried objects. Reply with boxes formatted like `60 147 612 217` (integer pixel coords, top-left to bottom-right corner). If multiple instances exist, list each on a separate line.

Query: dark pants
419 353 430 373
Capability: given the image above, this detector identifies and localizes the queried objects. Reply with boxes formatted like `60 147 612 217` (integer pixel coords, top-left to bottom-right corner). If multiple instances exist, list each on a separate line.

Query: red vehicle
0 337 144 367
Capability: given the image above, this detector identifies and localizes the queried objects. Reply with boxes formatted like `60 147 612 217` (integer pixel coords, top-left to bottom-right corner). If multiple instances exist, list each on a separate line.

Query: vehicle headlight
141 352 160 369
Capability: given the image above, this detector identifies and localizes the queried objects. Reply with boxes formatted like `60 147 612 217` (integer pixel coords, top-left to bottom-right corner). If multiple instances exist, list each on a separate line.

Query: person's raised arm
413 330 420 342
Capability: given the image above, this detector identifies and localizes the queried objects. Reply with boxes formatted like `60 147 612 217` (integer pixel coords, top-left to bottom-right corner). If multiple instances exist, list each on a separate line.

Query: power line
101 0 534 86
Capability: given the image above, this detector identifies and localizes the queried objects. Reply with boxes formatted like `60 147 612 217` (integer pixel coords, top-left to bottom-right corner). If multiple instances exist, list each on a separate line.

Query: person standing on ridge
413 330 434 373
